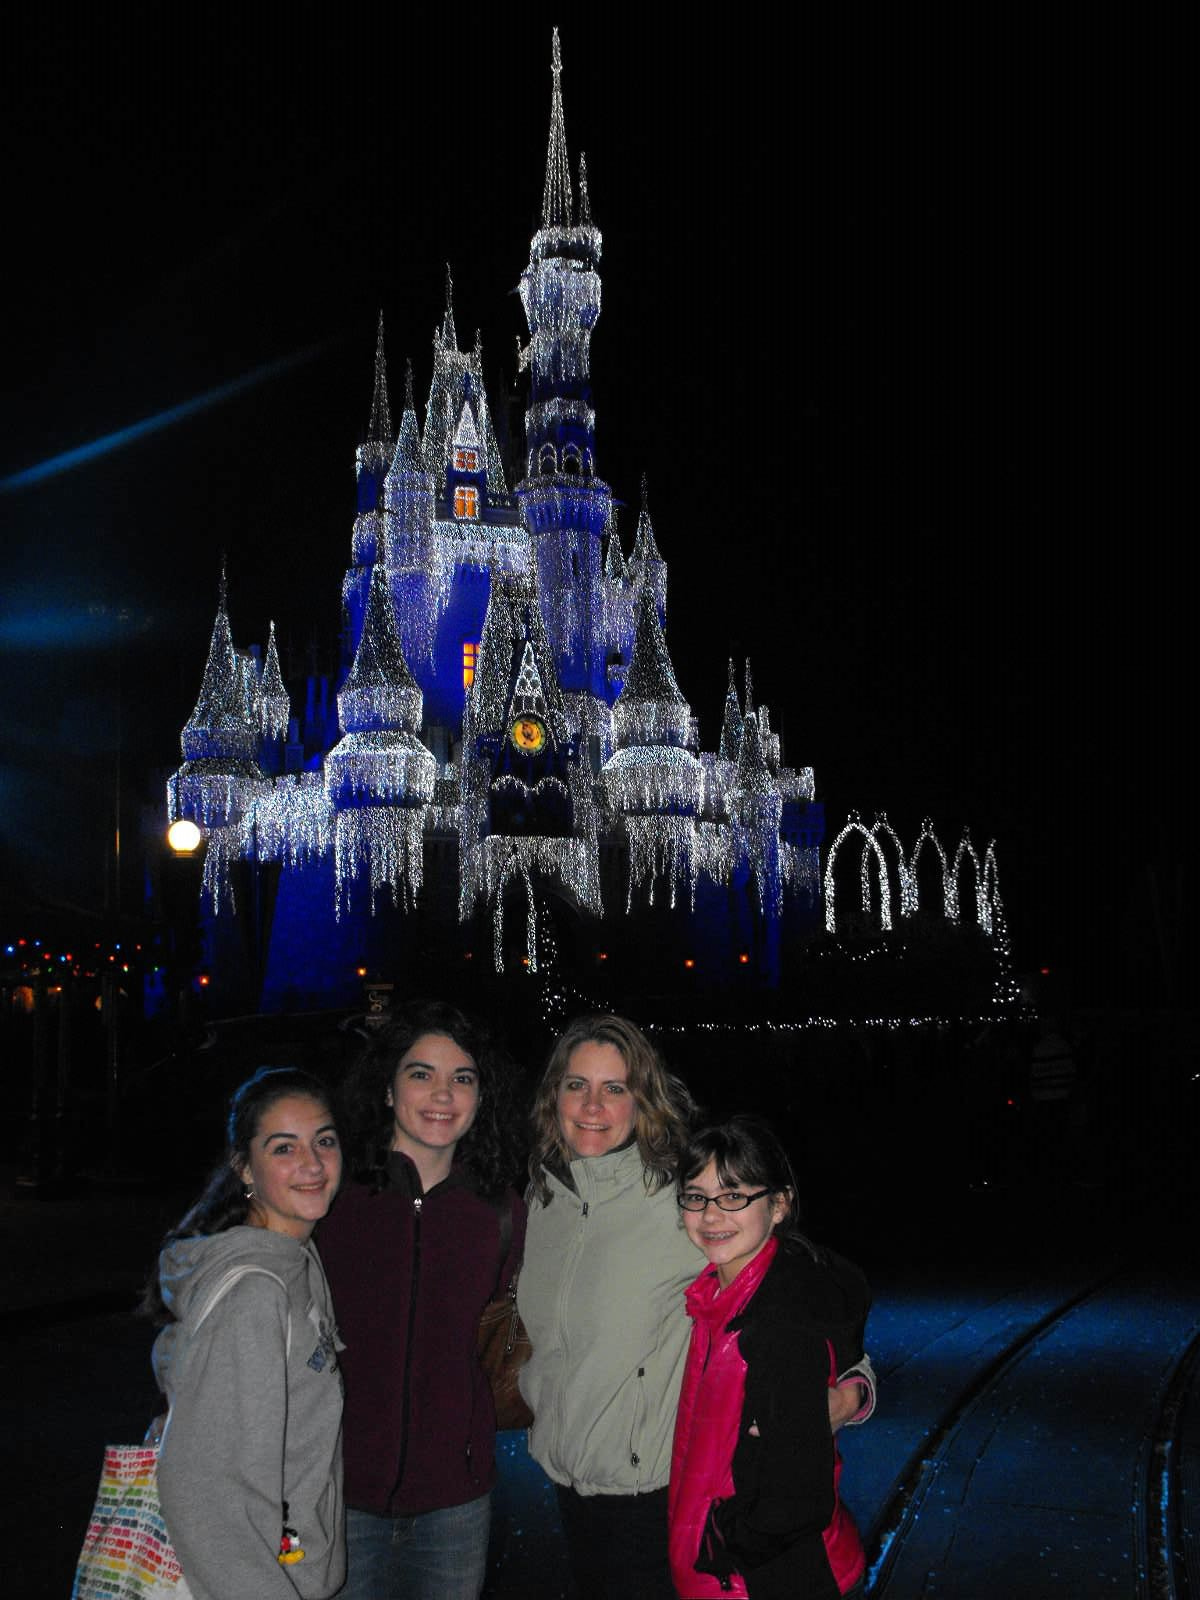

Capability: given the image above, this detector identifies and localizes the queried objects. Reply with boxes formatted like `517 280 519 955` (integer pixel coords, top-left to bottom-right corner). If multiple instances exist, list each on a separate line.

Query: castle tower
515 29 613 699
326 563 435 914
344 314 394 671
600 582 702 906
384 361 435 576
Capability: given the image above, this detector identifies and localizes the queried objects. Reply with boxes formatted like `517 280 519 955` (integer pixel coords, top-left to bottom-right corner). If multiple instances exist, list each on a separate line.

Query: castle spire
623 580 686 706
259 620 291 743
389 358 422 475
631 474 663 565
338 564 422 735
718 657 745 762
181 571 257 764
604 512 627 580
367 310 392 444
441 265 458 351
541 28 574 228
744 657 755 717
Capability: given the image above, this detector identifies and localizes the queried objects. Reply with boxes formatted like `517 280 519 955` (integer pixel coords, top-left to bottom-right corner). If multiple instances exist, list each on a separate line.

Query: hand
828 1382 864 1433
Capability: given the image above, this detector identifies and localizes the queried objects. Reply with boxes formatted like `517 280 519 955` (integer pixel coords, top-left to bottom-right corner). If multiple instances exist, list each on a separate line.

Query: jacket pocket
696 1499 736 1589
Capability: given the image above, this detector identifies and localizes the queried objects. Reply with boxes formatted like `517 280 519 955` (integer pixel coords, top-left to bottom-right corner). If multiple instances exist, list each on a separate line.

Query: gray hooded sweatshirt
152 1226 345 1600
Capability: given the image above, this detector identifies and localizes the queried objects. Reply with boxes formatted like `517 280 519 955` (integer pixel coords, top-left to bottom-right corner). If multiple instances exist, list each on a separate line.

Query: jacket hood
158 1225 310 1325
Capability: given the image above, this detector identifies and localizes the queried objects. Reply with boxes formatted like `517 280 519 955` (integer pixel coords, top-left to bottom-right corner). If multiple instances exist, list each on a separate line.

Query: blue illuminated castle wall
167 33 838 1011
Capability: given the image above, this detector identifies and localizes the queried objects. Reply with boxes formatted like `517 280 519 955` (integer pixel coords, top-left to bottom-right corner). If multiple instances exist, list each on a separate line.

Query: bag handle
194 1264 292 1357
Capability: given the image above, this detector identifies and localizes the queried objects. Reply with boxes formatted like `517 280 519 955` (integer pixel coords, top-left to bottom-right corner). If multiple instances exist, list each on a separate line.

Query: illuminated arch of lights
824 813 893 933
824 814 1003 938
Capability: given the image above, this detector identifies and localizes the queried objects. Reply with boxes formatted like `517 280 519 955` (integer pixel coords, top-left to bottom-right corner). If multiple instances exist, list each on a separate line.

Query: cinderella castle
166 33 1005 1015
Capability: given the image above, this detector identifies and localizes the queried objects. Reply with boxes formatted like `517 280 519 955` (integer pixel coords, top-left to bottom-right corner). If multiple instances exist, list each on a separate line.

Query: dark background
0 15 1177 1007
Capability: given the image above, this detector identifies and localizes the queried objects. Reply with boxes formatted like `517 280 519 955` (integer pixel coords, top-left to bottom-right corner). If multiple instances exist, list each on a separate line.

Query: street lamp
167 819 202 855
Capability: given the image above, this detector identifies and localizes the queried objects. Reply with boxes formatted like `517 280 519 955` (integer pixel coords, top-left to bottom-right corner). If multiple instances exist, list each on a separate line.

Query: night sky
1 17 1173 1005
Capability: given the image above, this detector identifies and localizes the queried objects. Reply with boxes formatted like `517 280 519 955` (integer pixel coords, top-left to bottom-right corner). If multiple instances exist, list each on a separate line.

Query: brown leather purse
476 1196 533 1430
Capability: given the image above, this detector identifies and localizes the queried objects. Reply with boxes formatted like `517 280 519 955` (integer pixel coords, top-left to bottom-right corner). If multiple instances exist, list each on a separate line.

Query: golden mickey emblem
510 716 547 753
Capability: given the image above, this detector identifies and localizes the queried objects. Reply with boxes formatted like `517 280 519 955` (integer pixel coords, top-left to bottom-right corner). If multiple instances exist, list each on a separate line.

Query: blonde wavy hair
528 1014 696 1203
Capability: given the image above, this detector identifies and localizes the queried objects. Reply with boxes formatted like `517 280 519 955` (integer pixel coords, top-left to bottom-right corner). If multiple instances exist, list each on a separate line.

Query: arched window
539 443 557 474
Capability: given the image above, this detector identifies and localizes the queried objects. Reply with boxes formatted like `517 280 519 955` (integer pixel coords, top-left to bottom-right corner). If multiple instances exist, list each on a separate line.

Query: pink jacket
669 1237 868 1599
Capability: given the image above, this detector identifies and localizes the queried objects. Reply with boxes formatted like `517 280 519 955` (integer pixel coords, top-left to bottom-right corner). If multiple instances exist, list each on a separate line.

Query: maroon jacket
318 1153 526 1516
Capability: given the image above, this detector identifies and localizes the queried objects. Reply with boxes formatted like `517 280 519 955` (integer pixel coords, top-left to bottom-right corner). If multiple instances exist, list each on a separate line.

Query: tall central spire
367 310 391 444
541 27 573 229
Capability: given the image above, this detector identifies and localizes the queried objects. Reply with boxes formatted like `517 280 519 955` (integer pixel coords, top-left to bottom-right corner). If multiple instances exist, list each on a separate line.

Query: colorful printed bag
73 1264 288 1598
71 1441 193 1599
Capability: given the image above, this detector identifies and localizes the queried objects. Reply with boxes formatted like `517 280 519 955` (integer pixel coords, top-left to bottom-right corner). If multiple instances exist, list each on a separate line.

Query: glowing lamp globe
167 819 202 855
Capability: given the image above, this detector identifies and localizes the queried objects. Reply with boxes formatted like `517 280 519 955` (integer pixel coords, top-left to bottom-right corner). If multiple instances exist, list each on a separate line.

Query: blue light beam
0 342 332 493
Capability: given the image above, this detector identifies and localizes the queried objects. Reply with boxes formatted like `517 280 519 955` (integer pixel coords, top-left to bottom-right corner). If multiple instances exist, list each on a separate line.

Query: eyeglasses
677 1187 772 1213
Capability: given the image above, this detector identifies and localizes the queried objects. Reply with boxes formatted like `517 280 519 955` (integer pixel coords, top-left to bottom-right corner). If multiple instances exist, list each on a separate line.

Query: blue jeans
341 1494 491 1600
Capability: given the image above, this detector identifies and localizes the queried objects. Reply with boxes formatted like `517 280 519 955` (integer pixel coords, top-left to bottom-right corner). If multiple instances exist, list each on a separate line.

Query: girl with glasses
669 1115 873 1600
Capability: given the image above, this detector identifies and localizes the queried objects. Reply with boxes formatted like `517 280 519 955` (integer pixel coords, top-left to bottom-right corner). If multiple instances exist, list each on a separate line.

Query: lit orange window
462 640 478 691
454 484 479 519
454 447 479 471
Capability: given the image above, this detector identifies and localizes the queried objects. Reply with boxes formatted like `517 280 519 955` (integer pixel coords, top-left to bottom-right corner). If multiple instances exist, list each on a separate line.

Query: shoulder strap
192 1264 293 1358
493 1194 515 1297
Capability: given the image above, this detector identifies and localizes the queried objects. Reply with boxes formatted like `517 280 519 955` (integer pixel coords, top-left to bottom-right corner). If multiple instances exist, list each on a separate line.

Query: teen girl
318 1001 526 1600
669 1116 872 1600
146 1067 346 1600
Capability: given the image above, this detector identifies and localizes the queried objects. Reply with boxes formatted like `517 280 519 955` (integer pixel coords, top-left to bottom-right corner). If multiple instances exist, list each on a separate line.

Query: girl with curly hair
317 1001 526 1600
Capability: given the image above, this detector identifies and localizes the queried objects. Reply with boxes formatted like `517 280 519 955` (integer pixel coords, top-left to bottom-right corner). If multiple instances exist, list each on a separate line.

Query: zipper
388 1192 423 1505
551 1182 591 1468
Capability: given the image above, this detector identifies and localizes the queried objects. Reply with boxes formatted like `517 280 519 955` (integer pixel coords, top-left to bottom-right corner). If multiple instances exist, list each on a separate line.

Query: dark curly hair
339 1000 523 1198
528 1014 695 1203
141 1066 335 1323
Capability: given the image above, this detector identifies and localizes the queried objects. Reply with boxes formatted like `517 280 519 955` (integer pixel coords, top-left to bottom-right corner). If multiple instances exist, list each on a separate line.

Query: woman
146 1067 345 1600
318 1001 526 1600
669 1117 871 1599
517 1014 700 1598
518 1016 874 1600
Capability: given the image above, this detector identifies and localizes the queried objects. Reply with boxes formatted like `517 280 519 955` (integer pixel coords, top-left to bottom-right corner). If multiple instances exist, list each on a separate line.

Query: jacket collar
685 1235 779 1329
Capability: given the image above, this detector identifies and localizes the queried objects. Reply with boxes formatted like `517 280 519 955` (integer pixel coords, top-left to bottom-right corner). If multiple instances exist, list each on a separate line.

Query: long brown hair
340 1000 523 1198
528 1014 695 1203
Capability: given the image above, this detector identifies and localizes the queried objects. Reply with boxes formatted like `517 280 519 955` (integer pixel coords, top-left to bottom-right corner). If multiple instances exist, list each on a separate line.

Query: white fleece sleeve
836 1352 877 1424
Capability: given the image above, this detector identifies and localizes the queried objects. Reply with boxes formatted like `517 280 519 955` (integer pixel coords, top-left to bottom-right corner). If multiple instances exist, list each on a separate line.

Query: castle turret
718 658 745 762
167 571 268 908
172 575 263 808
515 29 613 697
627 475 667 619
356 310 393 520
344 315 396 671
421 276 509 504
384 361 434 567
601 582 702 906
731 710 783 917
326 564 435 913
